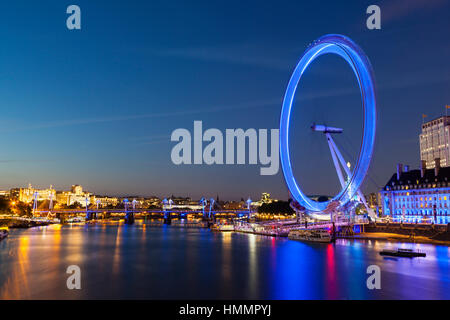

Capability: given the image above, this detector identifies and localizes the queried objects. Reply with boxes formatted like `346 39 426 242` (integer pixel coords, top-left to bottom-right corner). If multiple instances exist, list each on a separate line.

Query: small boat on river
0 227 9 241
288 228 334 243
379 248 426 258
211 223 235 231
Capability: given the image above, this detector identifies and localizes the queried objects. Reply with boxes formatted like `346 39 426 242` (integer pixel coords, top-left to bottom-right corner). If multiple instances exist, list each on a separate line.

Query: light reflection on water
0 221 449 300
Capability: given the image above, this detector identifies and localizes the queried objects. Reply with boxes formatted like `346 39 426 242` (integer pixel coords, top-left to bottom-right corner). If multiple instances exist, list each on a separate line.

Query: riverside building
379 160 450 224
17 184 56 203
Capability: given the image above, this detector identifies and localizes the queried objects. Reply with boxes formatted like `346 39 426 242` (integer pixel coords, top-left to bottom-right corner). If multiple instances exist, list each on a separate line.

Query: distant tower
420 115 450 168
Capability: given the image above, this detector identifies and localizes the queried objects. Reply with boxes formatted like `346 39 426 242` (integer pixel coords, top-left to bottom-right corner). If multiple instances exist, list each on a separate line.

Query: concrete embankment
353 222 450 245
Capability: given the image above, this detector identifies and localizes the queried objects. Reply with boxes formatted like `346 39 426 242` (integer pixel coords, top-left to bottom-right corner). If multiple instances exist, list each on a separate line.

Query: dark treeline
257 201 294 214
0 198 31 216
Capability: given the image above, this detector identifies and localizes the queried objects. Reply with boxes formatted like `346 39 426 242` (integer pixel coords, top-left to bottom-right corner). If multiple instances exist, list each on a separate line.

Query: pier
234 217 369 237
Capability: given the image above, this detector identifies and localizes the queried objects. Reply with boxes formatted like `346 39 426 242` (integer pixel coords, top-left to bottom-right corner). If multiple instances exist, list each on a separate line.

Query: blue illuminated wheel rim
279 34 376 214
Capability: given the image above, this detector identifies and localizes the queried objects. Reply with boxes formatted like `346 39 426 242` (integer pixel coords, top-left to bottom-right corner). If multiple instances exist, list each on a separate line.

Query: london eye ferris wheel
279 34 377 220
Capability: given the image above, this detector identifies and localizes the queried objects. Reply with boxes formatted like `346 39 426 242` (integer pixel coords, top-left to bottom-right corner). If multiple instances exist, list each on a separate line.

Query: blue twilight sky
0 0 448 200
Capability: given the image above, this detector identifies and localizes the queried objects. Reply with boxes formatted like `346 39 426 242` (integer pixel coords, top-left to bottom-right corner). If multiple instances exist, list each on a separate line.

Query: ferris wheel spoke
326 134 347 189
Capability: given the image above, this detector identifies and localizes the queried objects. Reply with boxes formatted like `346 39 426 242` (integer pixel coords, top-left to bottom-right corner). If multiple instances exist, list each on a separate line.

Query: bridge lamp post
123 198 129 212
123 198 129 222
32 191 38 217
209 198 215 219
85 196 90 221
49 187 54 212
162 198 168 210
162 198 168 219
199 198 206 218
123 198 135 225
162 198 171 224
246 198 252 220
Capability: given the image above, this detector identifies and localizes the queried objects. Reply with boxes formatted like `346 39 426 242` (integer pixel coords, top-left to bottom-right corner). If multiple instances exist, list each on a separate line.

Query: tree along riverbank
0 218 52 228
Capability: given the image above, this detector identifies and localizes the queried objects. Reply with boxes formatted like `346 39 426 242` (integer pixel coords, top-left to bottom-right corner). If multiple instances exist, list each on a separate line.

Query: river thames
1 221 449 300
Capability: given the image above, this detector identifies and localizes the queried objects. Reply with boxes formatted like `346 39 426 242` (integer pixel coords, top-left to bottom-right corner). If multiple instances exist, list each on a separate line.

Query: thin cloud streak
152 44 293 71
0 159 55 164
0 99 281 134
3 69 448 134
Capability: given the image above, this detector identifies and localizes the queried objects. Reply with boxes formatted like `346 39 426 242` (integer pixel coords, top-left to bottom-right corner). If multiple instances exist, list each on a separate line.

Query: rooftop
383 166 450 191
422 115 450 129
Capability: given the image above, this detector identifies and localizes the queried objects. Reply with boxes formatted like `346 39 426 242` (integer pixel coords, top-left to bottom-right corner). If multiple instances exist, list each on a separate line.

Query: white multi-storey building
56 185 92 207
420 116 450 169
18 184 56 203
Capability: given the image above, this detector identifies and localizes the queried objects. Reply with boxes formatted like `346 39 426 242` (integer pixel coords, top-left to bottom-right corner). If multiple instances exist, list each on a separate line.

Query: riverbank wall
364 222 450 241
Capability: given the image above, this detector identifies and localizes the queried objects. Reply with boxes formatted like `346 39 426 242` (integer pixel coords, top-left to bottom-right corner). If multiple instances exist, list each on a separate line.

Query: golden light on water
0 236 31 299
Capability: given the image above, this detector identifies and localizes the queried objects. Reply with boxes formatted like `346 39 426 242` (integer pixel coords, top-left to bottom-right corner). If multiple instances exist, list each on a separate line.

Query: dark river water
1 221 449 299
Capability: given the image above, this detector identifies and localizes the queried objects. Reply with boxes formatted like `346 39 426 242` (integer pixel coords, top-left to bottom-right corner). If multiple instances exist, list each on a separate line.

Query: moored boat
0 227 9 241
379 248 426 258
67 217 85 223
211 223 235 231
288 228 334 243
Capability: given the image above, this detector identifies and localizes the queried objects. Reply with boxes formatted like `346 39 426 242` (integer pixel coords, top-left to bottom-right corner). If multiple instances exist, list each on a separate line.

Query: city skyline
0 1 449 200
2 182 279 203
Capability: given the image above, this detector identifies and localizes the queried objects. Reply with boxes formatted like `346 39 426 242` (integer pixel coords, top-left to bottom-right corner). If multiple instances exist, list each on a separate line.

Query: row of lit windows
395 195 448 201
391 190 450 196
395 204 447 209
388 183 450 191
394 210 448 216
